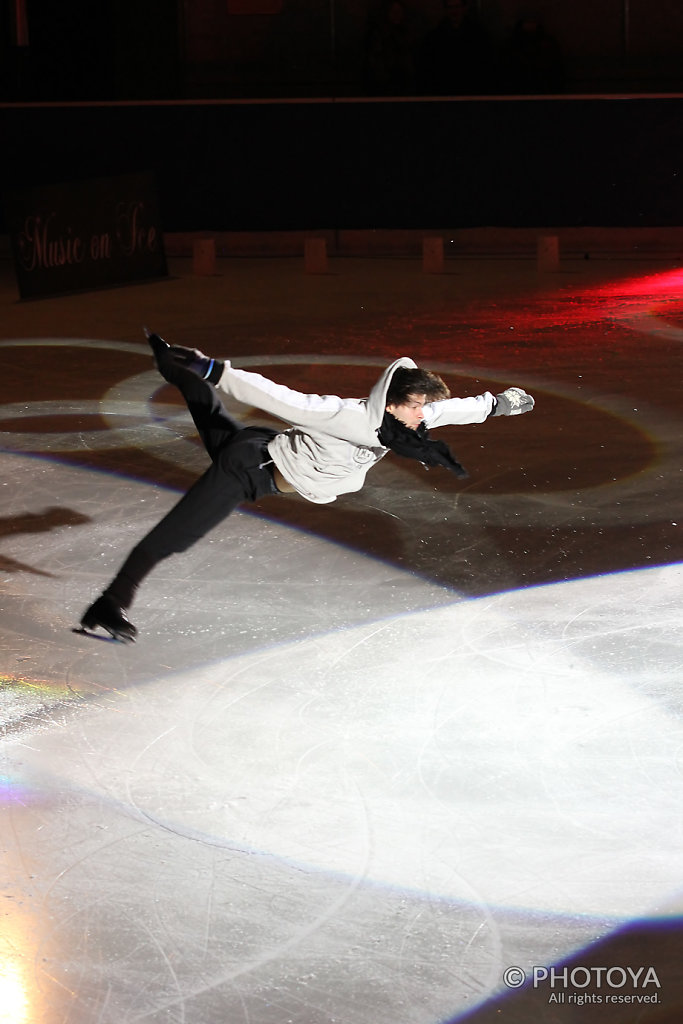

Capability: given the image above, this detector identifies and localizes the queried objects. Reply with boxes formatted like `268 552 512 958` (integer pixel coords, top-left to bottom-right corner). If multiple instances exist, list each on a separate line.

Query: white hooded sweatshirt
214 357 495 504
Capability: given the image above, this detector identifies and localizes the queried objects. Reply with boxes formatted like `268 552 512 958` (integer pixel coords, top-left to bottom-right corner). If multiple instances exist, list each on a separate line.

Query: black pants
104 355 280 609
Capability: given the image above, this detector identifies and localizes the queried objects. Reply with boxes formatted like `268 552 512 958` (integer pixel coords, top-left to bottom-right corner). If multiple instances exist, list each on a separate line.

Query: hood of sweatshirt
365 356 418 430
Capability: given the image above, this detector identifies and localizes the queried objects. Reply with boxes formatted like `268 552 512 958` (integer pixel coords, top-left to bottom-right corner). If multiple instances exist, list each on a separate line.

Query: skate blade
72 624 136 644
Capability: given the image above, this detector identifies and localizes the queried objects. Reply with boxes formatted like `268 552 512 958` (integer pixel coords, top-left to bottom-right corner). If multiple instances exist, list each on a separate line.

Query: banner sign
5 172 168 299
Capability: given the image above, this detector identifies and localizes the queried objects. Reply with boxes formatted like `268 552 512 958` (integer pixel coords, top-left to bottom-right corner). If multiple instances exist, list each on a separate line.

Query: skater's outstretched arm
163 339 536 432
161 344 417 440
424 385 535 428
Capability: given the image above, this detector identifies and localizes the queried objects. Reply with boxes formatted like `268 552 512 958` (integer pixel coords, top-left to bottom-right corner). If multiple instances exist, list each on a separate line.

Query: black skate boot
80 595 137 642
144 327 171 366
144 328 186 385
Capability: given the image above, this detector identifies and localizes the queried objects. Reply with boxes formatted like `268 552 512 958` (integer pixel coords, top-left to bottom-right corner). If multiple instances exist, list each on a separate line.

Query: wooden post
193 238 216 276
422 236 445 274
537 234 560 272
304 237 328 274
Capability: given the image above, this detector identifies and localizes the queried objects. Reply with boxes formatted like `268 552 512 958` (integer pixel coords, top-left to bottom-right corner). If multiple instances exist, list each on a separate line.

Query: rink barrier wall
162 226 683 259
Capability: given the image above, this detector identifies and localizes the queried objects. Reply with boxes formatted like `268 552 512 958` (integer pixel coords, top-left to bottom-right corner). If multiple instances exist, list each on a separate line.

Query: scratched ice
1 454 682 1024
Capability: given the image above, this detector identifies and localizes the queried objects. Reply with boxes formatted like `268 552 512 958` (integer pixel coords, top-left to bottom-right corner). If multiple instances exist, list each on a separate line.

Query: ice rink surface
1 254 682 1022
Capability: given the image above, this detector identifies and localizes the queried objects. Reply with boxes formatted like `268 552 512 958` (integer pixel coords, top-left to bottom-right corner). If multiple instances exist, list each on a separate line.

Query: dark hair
386 367 451 405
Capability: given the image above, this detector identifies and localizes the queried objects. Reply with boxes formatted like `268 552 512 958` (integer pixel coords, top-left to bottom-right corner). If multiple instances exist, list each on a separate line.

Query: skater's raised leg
147 331 242 460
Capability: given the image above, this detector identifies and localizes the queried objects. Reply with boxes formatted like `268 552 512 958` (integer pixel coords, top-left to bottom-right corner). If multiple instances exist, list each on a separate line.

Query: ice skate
79 595 137 643
144 327 171 370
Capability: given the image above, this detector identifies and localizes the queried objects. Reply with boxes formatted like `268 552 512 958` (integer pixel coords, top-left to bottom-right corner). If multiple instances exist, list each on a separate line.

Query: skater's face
386 392 427 430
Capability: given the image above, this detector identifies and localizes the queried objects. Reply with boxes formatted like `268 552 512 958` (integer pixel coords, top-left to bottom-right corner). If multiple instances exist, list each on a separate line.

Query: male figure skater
80 332 534 641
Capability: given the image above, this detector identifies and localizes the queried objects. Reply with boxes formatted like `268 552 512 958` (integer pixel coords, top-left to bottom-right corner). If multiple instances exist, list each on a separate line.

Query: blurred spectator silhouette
497 15 566 94
363 1 420 96
416 0 495 95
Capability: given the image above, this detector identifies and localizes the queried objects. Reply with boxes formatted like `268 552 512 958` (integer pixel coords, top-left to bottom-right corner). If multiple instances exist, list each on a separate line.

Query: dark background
1 0 682 235
2 98 681 234
3 0 683 101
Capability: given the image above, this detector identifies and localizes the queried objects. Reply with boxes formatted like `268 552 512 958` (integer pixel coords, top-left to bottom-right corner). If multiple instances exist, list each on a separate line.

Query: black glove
491 387 535 416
